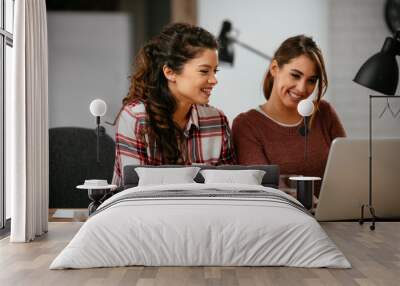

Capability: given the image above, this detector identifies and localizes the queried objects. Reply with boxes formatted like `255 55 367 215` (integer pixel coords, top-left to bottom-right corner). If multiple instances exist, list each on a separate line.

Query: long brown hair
263 35 328 125
120 23 218 164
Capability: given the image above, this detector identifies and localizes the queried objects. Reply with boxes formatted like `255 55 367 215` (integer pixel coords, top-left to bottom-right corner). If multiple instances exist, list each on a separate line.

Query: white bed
50 183 351 269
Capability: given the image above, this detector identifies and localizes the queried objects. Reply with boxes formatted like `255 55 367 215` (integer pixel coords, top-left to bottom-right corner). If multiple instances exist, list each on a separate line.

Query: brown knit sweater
232 100 346 196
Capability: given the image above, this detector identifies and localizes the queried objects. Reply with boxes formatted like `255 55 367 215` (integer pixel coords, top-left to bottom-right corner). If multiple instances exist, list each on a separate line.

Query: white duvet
50 183 351 269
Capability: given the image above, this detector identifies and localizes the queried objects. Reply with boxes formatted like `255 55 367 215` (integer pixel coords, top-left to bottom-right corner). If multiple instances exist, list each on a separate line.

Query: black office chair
49 127 115 208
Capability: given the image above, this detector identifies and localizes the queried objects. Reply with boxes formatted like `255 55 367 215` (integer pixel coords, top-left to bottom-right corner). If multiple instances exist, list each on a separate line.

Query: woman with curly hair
112 23 236 186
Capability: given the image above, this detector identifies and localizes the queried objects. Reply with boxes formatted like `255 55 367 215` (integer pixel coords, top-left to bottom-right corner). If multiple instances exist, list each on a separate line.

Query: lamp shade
354 36 400 95
297 99 314 117
89 99 107 117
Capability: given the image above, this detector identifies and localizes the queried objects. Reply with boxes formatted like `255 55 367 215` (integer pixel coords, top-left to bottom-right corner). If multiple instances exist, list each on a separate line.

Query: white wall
47 2 400 139
198 0 400 139
328 0 400 138
48 12 133 136
198 0 329 124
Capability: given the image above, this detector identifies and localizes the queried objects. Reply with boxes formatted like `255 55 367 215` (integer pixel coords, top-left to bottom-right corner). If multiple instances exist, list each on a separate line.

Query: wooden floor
48 208 88 222
0 222 399 286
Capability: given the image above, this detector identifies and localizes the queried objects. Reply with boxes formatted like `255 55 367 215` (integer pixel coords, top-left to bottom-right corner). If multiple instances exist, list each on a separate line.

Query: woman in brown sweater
232 35 346 196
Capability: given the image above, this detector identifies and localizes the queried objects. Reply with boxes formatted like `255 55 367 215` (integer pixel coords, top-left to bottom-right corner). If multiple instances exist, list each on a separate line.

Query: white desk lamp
297 99 314 162
289 99 316 210
89 99 107 162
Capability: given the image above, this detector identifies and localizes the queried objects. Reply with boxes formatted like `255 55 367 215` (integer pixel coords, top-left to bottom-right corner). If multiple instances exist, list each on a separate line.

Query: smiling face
164 48 219 106
270 54 318 111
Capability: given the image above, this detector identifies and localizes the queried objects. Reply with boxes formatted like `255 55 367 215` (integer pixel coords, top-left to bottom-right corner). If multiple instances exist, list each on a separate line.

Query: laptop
315 138 400 221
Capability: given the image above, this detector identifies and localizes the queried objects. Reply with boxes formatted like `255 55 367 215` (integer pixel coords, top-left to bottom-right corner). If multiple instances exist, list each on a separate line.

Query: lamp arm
304 117 308 164
229 37 272 61
96 116 100 163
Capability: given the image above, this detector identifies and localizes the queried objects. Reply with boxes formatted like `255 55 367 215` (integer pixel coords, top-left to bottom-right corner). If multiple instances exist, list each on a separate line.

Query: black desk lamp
353 31 400 230
89 99 107 163
217 20 272 65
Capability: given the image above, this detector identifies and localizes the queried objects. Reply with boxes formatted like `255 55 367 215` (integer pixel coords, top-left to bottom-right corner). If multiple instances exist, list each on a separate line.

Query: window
1 0 14 231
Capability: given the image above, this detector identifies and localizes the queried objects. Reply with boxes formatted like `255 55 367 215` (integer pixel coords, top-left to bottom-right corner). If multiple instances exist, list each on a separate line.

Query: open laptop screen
315 138 400 221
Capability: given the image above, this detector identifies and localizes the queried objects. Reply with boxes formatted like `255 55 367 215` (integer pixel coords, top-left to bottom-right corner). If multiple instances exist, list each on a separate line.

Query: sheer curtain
8 0 48 242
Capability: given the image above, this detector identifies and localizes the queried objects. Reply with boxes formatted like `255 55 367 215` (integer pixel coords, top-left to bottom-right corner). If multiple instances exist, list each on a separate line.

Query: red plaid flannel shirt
112 101 236 186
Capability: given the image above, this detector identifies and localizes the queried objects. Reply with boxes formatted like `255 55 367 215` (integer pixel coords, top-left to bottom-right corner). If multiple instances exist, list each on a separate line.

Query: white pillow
200 169 266 185
135 167 201 186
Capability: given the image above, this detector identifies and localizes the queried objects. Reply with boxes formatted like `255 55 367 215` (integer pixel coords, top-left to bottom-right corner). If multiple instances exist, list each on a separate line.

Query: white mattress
50 183 350 269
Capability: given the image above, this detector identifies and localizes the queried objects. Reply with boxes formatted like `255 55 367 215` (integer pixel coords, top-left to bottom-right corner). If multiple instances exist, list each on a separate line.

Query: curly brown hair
121 23 218 164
